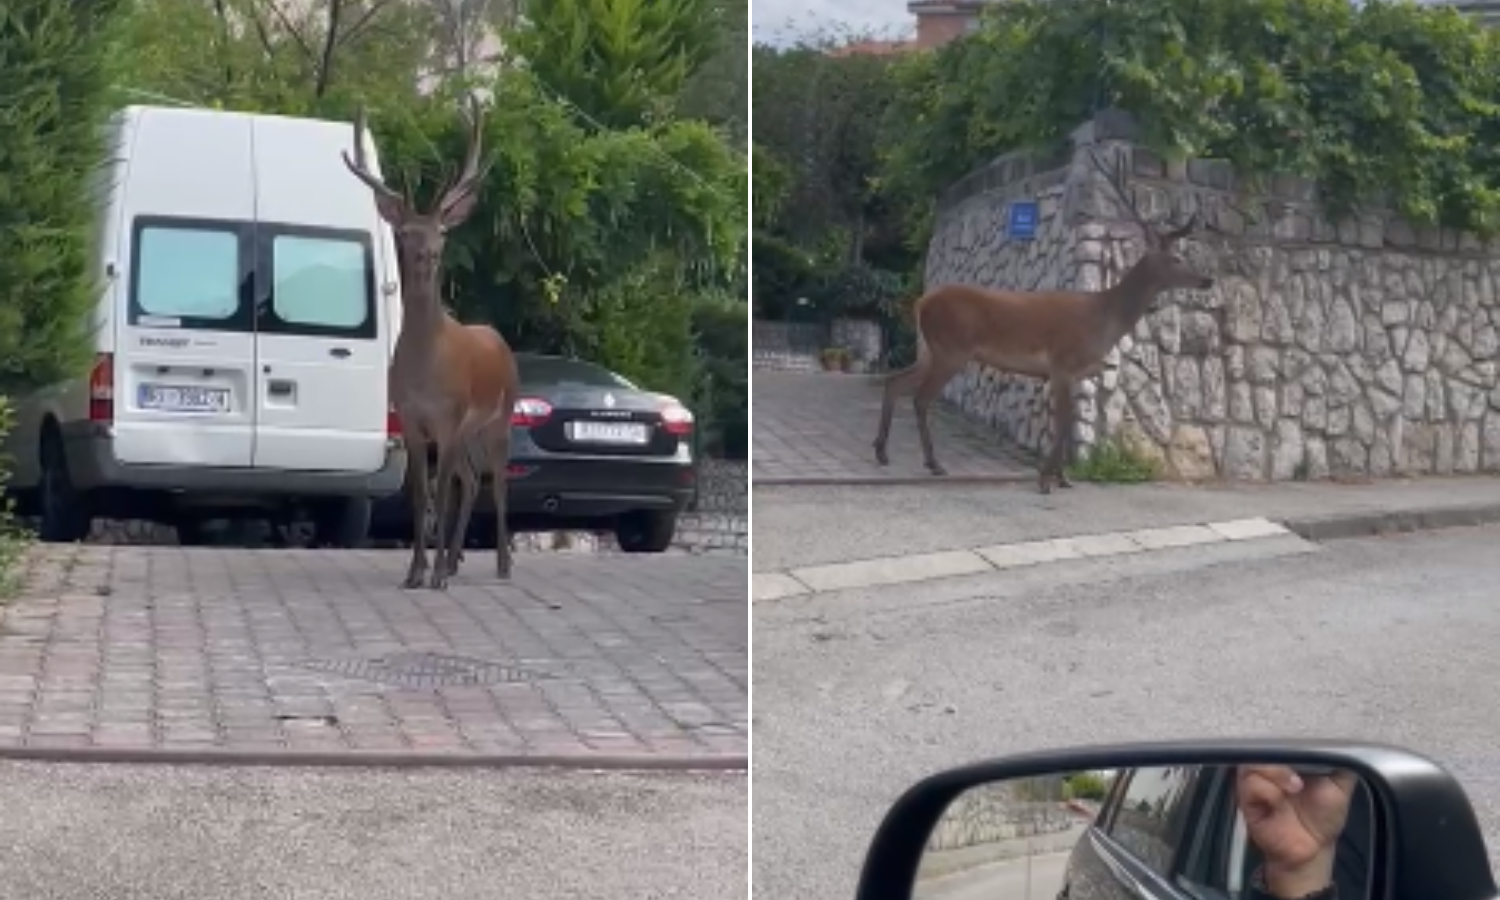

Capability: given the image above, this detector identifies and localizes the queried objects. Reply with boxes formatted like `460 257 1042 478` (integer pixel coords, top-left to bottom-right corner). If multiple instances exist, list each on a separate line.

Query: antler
341 105 406 210
1084 147 1157 244
1084 147 1202 249
434 92 491 221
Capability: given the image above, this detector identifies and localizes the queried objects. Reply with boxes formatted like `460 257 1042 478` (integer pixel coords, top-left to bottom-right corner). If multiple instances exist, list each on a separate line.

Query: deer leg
913 361 961 477
489 424 514 580
1041 379 1075 495
427 444 461 590
402 436 433 589
440 438 483 584
874 360 923 466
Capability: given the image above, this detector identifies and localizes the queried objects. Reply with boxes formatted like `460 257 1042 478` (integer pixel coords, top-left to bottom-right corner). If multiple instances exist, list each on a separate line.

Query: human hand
1236 765 1357 899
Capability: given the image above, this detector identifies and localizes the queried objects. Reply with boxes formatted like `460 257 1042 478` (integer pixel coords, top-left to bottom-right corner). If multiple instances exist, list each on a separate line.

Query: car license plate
138 383 231 414
568 420 648 445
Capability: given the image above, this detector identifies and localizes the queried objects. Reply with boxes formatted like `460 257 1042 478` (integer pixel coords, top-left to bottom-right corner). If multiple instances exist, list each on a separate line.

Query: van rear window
256 225 376 340
134 225 243 324
270 235 369 330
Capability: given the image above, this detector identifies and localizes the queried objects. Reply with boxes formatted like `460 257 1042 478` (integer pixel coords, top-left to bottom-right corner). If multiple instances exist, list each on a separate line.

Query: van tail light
660 402 694 437
89 353 114 423
386 405 402 437
512 397 553 428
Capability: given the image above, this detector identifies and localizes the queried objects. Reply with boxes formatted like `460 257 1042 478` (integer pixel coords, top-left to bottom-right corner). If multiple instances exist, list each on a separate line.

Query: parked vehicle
3 105 408 547
855 739 1490 900
371 352 698 553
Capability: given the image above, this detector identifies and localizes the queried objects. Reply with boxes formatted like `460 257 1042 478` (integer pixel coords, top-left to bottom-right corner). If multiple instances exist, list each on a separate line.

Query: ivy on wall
880 0 1500 237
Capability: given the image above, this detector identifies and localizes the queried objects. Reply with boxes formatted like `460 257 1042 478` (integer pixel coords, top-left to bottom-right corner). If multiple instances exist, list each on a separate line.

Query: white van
3 105 407 546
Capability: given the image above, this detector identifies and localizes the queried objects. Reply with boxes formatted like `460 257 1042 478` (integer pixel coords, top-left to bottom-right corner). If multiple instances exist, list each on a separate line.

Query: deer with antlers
873 147 1216 494
342 95 520 589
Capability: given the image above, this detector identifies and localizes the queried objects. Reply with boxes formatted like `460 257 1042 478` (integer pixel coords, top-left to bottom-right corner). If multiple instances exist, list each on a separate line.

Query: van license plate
568 421 648 445
138 384 231 414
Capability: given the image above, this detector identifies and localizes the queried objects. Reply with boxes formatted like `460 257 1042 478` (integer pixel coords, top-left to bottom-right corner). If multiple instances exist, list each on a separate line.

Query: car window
1103 766 1206 877
517 356 637 389
269 234 370 330
134 225 241 322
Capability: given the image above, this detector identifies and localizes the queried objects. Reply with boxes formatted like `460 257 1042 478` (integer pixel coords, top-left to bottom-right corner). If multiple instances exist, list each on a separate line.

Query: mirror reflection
914 764 1373 900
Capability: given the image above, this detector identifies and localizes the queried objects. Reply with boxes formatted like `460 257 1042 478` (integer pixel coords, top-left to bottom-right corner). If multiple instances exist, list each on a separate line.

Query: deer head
1085 148 1215 294
342 93 491 296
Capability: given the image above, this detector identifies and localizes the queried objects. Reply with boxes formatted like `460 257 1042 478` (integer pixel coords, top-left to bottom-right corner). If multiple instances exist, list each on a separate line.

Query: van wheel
615 510 677 554
313 497 372 549
37 432 92 543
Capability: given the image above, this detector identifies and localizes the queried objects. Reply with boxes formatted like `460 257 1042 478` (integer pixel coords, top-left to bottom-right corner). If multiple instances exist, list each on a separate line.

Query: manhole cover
299 652 550 689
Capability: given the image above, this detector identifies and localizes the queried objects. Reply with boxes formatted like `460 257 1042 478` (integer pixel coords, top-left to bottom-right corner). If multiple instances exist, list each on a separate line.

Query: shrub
1065 771 1111 802
691 296 748 459
1066 435 1161 485
0 397 28 598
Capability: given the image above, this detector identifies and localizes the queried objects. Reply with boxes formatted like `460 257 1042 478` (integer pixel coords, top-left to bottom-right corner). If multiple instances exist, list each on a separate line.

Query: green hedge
0 0 125 394
0 396 26 597
882 0 1500 235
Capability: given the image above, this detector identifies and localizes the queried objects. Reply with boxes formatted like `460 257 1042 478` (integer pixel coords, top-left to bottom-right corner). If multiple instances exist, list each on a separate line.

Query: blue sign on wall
1007 200 1040 241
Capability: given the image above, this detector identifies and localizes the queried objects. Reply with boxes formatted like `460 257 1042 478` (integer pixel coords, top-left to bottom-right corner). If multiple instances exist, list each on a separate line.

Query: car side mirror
854 740 1496 900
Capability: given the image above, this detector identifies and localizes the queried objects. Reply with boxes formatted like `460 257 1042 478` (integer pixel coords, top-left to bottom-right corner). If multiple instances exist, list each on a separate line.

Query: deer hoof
401 571 426 590
927 463 948 477
427 571 450 591
873 444 889 466
1057 475 1075 489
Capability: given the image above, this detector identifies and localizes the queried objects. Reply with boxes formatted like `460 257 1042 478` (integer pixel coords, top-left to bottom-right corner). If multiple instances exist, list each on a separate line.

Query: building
907 0 995 49
1431 0 1500 26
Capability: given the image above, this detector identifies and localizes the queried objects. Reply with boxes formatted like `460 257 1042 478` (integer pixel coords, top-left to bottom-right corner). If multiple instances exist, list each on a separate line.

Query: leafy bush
1066 435 1161 485
881 0 1500 235
0 0 126 393
1065 771 1111 802
690 297 748 459
0 397 28 598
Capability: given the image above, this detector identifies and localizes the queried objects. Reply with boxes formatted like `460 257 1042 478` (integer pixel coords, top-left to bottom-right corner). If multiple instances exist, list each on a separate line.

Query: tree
511 0 722 129
677 0 748 146
0 0 127 392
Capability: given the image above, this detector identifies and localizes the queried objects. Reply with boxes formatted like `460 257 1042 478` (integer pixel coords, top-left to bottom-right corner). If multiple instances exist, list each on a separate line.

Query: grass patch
1066 435 1161 485
0 396 30 599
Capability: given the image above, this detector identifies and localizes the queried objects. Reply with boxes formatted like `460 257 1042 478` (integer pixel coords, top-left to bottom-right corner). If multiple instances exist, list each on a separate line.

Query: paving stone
0 546 746 762
753 371 1033 484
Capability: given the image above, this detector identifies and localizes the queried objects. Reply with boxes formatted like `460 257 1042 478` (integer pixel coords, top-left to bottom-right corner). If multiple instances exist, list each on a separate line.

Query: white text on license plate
138 384 231 414
568 421 648 445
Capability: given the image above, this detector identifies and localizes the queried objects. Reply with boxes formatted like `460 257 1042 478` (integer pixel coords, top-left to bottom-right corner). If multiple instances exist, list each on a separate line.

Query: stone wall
926 110 1500 480
926 781 1075 852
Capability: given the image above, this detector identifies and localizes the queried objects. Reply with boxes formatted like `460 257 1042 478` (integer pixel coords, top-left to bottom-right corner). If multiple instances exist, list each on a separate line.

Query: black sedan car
1056 764 1374 900
371 352 698 552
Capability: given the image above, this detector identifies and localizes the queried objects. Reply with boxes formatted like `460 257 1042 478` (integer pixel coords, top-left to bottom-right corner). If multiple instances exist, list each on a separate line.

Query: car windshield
518 356 638 390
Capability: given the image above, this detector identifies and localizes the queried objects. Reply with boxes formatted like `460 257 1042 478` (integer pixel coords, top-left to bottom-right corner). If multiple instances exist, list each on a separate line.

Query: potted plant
820 346 848 371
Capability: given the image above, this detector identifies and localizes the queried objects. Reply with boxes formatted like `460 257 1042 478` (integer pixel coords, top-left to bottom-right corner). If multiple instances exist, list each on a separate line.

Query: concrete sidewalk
752 475 1500 600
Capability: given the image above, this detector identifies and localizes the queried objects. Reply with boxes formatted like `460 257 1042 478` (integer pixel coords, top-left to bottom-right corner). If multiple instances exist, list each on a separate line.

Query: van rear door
248 115 391 475
112 108 257 468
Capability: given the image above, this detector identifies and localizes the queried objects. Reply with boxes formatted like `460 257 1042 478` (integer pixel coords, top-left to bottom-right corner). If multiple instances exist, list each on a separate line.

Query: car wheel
174 517 212 547
615 510 677 554
313 497 372 549
37 431 92 543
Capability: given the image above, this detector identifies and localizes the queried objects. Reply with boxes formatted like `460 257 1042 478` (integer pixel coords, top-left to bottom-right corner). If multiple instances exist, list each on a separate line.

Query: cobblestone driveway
752 371 1033 485
0 546 745 764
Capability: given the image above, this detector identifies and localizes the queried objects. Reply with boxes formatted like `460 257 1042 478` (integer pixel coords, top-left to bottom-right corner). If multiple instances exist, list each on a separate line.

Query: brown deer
342 95 521 589
873 147 1216 494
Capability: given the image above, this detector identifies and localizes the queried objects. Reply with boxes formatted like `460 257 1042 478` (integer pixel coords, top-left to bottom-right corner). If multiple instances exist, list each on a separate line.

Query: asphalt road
753 523 1500 899
0 763 746 900
916 851 1070 900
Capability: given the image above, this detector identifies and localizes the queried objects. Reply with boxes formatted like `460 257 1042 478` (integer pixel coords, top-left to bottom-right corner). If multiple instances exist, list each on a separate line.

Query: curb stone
0 746 747 772
1279 501 1500 542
